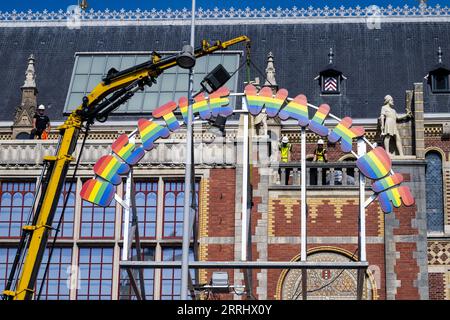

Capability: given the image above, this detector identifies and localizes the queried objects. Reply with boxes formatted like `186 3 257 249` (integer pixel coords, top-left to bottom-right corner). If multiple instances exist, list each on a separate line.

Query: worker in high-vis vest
313 139 328 162
279 136 292 163
278 136 292 184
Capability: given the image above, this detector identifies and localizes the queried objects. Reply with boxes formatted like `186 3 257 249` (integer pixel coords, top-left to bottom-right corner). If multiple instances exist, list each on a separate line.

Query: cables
36 123 91 300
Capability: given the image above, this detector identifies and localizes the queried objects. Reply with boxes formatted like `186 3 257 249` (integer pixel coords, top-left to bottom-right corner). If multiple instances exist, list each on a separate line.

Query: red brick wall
202 169 236 300
203 244 235 300
208 168 236 237
425 137 450 160
429 273 446 300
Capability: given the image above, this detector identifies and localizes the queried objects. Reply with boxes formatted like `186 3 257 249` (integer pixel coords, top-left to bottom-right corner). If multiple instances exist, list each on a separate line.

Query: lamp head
177 45 196 69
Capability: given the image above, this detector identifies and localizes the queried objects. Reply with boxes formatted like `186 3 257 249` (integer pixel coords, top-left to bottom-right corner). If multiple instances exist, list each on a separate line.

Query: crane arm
3 35 249 300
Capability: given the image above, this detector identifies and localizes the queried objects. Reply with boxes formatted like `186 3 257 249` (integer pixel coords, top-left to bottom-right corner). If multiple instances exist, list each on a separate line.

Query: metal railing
0 139 237 166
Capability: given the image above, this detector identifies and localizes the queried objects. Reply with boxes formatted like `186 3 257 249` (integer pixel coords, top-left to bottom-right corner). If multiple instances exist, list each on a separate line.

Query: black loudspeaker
210 115 227 136
200 64 231 93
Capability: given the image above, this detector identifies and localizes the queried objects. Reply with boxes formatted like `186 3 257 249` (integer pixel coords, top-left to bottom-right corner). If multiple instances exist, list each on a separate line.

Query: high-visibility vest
279 143 292 163
315 148 326 162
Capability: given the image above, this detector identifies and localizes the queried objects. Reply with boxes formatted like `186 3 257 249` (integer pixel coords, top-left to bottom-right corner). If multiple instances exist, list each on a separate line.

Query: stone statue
379 95 413 156
254 112 268 136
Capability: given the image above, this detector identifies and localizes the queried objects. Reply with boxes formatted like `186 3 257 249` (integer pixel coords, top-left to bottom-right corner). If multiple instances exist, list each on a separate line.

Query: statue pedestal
390 155 416 161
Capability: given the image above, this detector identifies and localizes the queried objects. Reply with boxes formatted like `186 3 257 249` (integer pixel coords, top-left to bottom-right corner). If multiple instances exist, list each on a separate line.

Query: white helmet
317 139 324 144
38 104 45 110
282 136 289 143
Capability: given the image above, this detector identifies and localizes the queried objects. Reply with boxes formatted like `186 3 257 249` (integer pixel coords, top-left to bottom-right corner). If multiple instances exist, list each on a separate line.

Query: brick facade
200 152 431 300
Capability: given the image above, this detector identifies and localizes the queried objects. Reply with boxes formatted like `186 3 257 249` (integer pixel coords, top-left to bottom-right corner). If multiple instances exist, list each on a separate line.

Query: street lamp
181 0 197 300
177 45 196 69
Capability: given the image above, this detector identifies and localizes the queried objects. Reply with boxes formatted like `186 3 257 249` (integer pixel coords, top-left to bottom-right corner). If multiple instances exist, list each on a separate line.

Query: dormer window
315 48 346 95
431 70 450 93
426 47 450 94
321 74 341 94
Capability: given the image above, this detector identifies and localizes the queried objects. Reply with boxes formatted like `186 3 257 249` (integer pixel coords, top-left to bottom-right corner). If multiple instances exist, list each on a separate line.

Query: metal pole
300 128 307 261
120 260 369 269
241 99 249 261
357 139 366 262
122 154 133 261
181 0 196 300
357 139 367 300
300 127 307 300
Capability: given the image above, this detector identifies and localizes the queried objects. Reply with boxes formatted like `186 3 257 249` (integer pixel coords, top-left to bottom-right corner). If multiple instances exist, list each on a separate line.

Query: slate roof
0 20 450 121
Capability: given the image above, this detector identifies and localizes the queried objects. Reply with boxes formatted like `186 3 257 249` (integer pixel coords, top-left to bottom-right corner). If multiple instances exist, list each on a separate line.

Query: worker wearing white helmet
278 136 293 185
30 104 51 139
279 136 292 163
313 138 328 162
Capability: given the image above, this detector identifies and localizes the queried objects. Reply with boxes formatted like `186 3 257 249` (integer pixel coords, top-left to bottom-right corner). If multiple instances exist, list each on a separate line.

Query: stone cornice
0 5 448 27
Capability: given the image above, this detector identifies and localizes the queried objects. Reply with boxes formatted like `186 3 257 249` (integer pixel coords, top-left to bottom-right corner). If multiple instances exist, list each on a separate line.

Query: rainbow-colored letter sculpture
328 117 365 153
357 147 414 213
80 85 414 214
245 85 288 117
80 179 115 207
278 94 309 126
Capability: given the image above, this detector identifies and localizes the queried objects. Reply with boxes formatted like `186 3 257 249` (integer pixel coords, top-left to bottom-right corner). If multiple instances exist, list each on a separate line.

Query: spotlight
200 64 231 93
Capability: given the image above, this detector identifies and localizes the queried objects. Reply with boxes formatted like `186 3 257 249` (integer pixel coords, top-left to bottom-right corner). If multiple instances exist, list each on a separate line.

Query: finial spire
22 54 36 88
438 46 443 64
328 48 334 64
264 51 277 87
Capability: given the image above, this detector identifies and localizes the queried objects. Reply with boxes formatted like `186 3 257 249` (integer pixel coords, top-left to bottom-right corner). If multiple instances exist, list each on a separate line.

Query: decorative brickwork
199 178 210 285
429 273 446 300
446 170 450 226
428 241 450 265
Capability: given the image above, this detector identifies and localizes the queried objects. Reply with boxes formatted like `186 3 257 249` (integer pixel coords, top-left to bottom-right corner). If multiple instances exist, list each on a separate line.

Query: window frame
51 181 76 239
35 247 73 300
64 51 242 115
320 74 341 95
425 151 445 234
121 180 158 240
80 189 116 239
77 247 114 300
431 71 450 93
0 181 36 239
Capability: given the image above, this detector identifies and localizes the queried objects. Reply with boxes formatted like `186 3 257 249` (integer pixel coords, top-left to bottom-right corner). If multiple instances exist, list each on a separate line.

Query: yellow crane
2 35 250 300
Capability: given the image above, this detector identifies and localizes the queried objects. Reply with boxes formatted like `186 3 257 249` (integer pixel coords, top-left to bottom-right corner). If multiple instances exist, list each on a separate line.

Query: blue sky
0 1 447 12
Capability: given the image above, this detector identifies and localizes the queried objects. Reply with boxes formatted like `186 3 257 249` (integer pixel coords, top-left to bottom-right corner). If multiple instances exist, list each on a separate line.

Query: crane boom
3 35 250 300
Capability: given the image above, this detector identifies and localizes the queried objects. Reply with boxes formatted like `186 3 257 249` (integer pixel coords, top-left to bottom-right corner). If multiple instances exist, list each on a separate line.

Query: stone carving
281 251 374 300
23 54 36 88
12 55 38 139
255 52 281 136
379 95 413 156
264 52 277 88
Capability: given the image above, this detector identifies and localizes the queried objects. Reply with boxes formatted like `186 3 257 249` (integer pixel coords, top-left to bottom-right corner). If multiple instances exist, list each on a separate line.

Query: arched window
425 151 444 232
